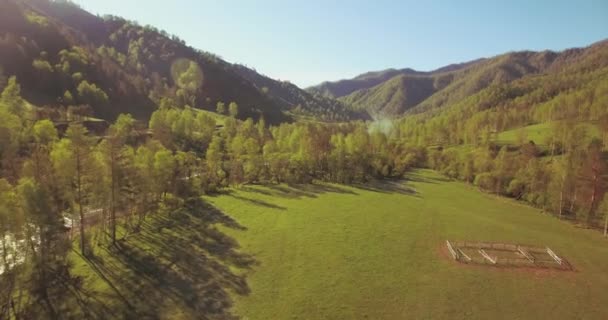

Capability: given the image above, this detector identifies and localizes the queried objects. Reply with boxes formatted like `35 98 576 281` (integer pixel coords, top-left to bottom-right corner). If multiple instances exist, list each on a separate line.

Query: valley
0 0 607 319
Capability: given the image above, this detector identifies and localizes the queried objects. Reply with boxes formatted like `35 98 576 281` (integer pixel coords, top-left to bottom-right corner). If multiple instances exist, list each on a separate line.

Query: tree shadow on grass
404 171 451 184
224 192 288 211
75 198 255 320
352 179 420 197
239 179 423 201
238 183 358 201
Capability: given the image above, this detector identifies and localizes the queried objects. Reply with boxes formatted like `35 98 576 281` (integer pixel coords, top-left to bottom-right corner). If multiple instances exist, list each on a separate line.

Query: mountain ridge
308 41 608 118
0 0 362 123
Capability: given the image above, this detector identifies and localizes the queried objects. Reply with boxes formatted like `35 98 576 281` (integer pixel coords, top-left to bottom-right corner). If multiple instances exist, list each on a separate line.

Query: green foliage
216 101 226 114
32 59 54 73
171 59 203 92
25 11 50 27
63 90 74 104
58 47 89 71
16 177 51 223
77 80 109 105
1 76 25 116
228 101 239 118
71 72 83 83
32 120 58 145
110 113 136 139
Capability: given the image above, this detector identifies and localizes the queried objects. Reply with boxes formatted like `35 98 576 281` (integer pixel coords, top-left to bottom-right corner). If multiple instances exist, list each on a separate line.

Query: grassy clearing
495 121 600 146
496 122 553 145
205 170 608 320
57 169 608 319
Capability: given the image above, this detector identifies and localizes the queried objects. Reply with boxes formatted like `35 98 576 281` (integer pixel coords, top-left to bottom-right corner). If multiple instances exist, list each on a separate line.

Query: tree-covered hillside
392 39 608 224
308 42 608 118
307 60 482 99
0 0 360 123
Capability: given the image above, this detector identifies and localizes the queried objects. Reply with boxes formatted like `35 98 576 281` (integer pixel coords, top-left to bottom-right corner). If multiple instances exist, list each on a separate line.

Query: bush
77 80 109 105
474 172 496 191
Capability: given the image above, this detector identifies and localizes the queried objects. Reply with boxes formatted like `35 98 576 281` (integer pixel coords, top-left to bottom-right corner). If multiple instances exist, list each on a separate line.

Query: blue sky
75 0 608 87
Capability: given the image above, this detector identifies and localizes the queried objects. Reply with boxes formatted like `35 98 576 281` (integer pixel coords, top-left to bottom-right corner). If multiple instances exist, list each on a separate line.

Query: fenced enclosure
446 240 572 270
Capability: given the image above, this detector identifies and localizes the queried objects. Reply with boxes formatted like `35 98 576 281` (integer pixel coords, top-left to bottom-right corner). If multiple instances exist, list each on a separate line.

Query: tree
153 149 175 200
133 144 156 220
77 80 109 106
228 102 239 118
149 107 174 147
205 135 226 191
549 155 575 218
598 196 608 237
98 114 135 245
598 114 608 151
171 59 202 107
52 124 94 255
493 146 513 194
16 177 70 319
63 90 74 105
579 139 606 225
474 172 497 192
216 102 226 115
32 120 58 145
0 179 19 279
0 79 24 180
32 59 54 73
1 76 25 116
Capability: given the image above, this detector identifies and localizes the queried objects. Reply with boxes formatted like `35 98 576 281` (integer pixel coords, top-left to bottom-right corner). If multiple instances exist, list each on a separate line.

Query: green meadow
495 121 600 146
206 170 608 320
65 169 608 319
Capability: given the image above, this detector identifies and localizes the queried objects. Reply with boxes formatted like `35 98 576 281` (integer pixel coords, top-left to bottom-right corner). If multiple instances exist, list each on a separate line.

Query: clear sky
74 0 608 88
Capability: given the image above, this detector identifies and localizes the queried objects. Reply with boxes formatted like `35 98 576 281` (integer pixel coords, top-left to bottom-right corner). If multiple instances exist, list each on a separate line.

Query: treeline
395 49 608 234
428 132 607 228
0 76 423 318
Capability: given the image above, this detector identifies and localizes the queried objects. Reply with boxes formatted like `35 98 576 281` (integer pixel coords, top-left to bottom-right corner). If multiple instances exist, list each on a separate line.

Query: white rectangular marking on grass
479 249 497 264
457 248 471 262
546 247 563 265
517 246 534 262
446 240 458 260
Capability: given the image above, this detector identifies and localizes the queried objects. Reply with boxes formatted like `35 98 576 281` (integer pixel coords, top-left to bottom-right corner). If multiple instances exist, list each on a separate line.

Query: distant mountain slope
309 43 608 118
395 39 608 146
411 42 608 115
0 0 358 123
307 60 482 99
231 64 367 121
339 74 435 116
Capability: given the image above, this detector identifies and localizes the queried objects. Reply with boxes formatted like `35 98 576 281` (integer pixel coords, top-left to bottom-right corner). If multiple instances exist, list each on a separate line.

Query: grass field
64 169 608 319
495 121 600 146
204 170 608 320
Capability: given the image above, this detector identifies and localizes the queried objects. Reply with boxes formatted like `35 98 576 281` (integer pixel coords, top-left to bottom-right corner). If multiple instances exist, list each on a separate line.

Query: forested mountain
230 64 366 121
391 38 608 225
307 60 481 99
0 0 360 123
308 42 608 118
